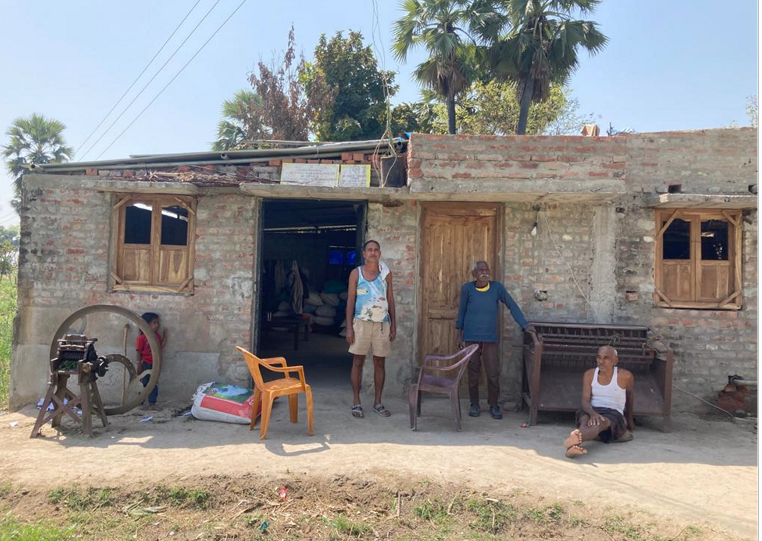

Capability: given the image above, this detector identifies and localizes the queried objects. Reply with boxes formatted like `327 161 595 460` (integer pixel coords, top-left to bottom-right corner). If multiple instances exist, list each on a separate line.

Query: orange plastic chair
236 346 314 440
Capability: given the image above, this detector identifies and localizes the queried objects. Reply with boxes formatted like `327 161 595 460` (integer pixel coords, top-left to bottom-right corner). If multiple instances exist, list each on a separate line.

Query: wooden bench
522 322 673 431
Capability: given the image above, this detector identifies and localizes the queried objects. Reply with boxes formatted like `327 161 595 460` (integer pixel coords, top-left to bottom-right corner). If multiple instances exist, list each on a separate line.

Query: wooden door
419 203 501 363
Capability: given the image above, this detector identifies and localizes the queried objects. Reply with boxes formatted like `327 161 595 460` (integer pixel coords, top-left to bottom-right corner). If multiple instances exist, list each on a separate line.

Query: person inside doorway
345 240 396 418
563 346 635 458
456 261 530 420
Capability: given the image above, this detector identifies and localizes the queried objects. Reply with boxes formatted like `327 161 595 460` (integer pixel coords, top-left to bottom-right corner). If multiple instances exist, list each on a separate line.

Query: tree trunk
446 95 457 135
517 75 535 135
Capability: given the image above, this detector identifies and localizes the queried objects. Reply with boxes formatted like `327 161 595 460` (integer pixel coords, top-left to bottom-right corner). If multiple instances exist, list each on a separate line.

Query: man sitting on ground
564 346 635 458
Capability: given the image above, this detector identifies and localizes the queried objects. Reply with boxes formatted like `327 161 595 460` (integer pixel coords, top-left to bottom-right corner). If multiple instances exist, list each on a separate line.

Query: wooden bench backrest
531 323 654 367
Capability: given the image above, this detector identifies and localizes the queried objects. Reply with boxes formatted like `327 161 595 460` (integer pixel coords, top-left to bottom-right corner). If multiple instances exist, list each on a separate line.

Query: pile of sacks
304 290 348 327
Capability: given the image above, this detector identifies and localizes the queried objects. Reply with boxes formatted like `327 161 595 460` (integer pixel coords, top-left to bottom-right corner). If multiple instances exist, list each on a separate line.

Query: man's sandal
373 404 391 417
351 404 364 418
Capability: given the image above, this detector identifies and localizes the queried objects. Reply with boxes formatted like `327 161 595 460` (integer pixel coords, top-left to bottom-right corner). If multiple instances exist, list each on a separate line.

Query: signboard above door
280 163 371 188
281 163 339 187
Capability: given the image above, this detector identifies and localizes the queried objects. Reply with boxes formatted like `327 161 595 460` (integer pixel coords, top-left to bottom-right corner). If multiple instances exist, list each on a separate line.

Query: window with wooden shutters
654 209 742 309
111 195 196 293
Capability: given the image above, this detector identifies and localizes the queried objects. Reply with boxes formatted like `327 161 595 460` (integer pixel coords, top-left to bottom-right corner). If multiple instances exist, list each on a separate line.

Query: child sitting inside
136 312 167 411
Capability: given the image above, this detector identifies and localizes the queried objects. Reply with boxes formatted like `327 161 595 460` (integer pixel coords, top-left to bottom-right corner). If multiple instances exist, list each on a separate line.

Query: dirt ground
0 388 757 540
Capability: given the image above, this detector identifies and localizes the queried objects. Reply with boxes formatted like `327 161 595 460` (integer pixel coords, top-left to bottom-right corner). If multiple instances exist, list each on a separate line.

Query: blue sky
0 0 757 224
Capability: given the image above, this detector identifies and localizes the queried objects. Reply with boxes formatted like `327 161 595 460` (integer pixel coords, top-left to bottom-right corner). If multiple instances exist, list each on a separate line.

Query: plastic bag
191 382 260 424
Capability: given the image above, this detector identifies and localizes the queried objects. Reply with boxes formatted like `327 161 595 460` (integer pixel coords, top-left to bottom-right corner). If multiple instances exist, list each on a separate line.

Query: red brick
352 153 364 161
341 152 353 161
268 159 282 166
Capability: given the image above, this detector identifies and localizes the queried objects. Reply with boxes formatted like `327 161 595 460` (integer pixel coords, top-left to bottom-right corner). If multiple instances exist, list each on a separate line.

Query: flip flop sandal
373 404 391 417
351 404 364 418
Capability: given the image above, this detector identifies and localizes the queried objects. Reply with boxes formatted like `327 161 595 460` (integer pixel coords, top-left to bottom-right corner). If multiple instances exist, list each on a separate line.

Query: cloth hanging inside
288 260 304 315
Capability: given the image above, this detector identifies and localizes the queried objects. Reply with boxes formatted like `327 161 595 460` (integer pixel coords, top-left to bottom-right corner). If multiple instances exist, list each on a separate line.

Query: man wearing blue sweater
456 261 531 419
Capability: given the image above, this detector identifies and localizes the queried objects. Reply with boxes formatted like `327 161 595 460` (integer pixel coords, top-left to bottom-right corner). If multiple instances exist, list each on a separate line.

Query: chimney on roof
581 123 600 137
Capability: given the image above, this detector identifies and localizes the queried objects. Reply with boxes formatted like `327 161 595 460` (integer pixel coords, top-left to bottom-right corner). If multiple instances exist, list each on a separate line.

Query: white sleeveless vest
590 367 626 414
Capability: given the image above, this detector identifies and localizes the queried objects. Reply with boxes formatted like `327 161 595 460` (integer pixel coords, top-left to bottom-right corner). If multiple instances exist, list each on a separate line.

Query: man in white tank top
563 346 635 458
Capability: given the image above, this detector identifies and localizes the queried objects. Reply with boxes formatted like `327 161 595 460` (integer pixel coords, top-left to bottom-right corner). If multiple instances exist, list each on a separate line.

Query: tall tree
746 95 758 127
2 113 73 211
303 31 397 141
393 0 503 134
487 0 607 134
212 90 266 151
248 27 333 141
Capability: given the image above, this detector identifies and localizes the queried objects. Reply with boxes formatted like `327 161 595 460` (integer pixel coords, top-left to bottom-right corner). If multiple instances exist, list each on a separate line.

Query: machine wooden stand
30 335 109 438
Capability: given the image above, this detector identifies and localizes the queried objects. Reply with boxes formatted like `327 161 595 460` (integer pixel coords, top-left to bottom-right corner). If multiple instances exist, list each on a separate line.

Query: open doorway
258 199 366 389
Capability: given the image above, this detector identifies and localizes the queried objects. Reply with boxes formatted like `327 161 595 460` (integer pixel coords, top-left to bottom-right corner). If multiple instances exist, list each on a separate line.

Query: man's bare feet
565 444 587 458
563 429 583 449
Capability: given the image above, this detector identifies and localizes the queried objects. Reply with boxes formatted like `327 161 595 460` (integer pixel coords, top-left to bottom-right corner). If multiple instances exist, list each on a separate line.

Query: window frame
654 208 742 310
111 194 197 294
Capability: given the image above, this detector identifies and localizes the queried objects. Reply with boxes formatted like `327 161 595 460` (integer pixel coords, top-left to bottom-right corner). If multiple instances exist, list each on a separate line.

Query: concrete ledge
644 193 758 209
409 178 626 202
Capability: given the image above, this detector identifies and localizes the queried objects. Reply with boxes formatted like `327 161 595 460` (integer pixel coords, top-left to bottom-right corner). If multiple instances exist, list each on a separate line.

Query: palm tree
211 90 267 151
487 0 607 134
3 113 73 209
393 0 503 134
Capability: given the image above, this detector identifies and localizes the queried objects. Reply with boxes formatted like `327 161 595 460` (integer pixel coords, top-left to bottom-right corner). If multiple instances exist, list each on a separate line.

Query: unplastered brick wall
624 128 757 194
499 203 601 403
365 201 418 394
408 133 626 182
614 201 758 412
12 181 258 408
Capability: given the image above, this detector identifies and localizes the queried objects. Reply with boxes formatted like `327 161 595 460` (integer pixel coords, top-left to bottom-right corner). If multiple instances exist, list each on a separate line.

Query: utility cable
75 0 203 158
79 0 225 161
94 0 248 160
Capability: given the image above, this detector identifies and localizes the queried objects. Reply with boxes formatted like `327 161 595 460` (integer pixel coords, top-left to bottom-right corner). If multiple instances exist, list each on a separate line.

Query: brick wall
407 133 626 185
624 128 757 194
12 185 258 408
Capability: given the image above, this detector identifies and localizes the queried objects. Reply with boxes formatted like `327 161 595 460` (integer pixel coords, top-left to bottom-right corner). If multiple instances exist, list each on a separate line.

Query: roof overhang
644 193 758 209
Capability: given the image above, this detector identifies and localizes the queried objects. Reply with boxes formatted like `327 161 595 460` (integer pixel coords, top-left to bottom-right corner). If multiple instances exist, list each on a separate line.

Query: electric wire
74 0 203 158
79 0 225 161
94 0 248 160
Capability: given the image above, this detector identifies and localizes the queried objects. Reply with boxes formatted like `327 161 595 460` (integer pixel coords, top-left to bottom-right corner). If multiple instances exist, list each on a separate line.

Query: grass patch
466 498 517 533
602 514 645 540
45 487 115 510
331 514 370 537
0 514 76 540
0 482 12 498
0 276 16 411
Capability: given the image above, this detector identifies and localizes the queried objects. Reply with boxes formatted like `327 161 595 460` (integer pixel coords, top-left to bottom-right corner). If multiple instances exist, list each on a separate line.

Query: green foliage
0 276 16 410
408 81 576 135
485 0 607 134
167 487 211 509
0 226 20 280
393 0 503 134
45 487 115 510
2 113 73 211
212 90 266 151
331 514 370 536
303 31 397 141
0 515 76 540
466 498 517 533
746 95 758 127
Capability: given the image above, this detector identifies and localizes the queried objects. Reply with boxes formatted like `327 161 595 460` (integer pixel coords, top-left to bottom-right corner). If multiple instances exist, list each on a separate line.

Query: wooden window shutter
655 209 742 310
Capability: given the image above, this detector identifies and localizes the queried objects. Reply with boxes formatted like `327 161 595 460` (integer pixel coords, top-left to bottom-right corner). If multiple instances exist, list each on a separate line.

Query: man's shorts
348 319 391 357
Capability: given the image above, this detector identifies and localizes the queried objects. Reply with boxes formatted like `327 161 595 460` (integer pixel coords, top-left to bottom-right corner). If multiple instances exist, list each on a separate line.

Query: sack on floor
273 310 290 318
340 319 347 328
339 292 348 301
313 316 335 327
303 303 318 314
305 292 323 306
277 301 290 312
320 292 340 307
338 328 347 337
315 305 337 318
191 382 259 424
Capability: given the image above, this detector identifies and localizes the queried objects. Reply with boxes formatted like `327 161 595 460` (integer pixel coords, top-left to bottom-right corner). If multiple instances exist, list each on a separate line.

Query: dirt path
0 391 757 539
